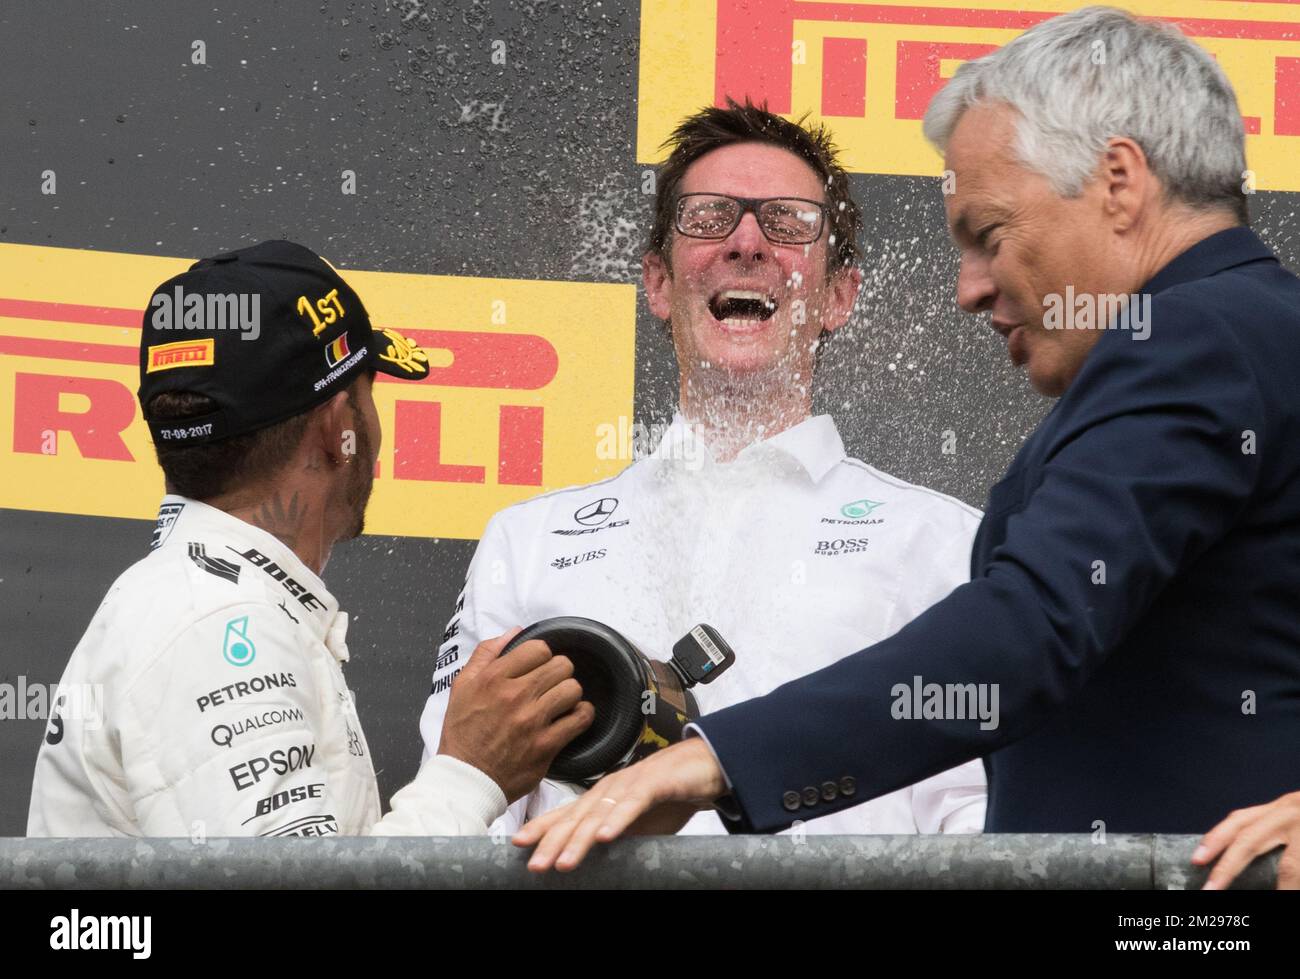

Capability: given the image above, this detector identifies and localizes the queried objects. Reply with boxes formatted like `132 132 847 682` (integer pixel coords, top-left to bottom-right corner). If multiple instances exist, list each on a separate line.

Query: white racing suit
419 414 988 836
28 495 506 837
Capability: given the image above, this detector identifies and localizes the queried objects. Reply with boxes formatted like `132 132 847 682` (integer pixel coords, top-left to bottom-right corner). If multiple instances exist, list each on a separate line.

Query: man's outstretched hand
512 736 728 872
1194 790 1300 890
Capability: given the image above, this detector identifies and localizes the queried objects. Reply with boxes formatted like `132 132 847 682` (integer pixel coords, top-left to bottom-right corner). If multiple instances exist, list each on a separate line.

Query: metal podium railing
0 834 1279 889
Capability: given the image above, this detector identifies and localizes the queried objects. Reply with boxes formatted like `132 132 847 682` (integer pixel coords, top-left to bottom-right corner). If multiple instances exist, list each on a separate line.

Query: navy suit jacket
696 227 1300 834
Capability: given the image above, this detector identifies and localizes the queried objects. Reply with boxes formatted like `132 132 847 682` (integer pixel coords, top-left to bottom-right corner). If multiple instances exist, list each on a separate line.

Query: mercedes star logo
574 497 619 526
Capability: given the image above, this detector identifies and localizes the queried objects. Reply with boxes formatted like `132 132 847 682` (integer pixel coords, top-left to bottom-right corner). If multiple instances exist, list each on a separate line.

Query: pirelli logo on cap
147 338 215 373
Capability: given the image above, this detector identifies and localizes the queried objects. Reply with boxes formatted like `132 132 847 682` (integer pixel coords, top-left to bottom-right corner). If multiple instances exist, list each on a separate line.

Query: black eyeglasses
674 193 828 245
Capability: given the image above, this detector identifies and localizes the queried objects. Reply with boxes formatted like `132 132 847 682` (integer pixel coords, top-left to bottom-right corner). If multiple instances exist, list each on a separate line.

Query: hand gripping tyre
501 616 736 784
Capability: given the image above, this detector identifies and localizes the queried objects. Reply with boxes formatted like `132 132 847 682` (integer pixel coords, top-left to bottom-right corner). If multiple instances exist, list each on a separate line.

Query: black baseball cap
138 239 430 445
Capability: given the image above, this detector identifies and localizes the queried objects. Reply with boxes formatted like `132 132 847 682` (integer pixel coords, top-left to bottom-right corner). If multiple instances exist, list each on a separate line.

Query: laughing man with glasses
417 97 988 840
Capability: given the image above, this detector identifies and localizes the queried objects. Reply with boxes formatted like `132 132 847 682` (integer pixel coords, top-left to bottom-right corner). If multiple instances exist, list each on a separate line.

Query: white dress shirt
419 414 987 835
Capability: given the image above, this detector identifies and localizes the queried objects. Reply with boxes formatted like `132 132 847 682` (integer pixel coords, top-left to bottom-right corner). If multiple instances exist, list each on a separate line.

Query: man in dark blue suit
515 7 1300 888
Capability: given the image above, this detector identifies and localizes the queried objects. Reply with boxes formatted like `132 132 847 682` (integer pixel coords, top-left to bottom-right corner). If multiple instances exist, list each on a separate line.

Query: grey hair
923 5 1248 222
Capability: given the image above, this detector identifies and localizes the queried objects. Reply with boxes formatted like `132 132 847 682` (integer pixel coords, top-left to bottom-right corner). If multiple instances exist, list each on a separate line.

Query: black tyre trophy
501 616 737 784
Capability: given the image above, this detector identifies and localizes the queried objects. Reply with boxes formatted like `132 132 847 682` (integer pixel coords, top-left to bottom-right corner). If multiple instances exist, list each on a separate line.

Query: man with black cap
27 240 592 837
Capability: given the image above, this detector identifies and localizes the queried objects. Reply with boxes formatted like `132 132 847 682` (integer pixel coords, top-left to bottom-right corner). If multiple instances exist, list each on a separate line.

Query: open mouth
707 289 778 324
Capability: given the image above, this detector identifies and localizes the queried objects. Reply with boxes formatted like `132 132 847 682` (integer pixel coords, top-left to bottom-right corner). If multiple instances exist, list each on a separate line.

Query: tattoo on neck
250 491 307 550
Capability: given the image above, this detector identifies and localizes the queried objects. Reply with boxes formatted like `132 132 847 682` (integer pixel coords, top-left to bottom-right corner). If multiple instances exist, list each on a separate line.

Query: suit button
821 781 838 802
782 791 801 812
839 776 857 797
801 786 819 807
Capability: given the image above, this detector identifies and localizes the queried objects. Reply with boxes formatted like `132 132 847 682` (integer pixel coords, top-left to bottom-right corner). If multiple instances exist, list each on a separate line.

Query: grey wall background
2 0 1297 835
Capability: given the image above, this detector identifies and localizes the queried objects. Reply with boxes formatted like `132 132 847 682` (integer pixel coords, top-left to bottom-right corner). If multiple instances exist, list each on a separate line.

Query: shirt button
821 781 839 802
839 776 857 797
782 791 801 812
801 786 819 807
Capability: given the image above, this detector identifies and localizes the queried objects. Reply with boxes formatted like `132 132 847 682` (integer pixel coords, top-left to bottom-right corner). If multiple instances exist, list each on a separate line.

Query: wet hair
647 97 863 274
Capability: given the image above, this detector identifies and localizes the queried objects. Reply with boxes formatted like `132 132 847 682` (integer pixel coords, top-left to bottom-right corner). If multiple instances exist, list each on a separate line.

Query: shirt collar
1141 226 1276 297
150 494 343 646
649 413 846 484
